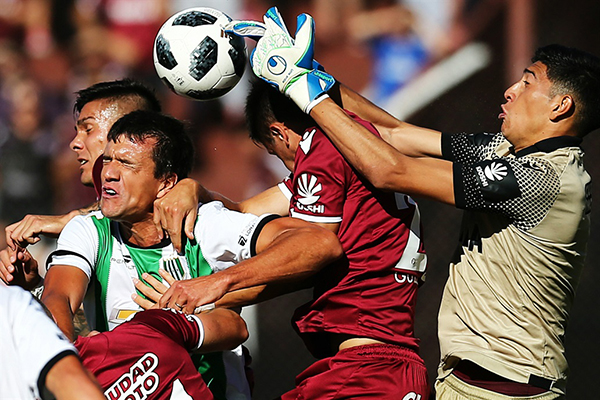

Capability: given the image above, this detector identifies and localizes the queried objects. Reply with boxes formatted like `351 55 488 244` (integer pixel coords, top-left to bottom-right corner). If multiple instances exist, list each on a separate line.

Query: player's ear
269 123 289 144
550 94 574 122
157 173 178 198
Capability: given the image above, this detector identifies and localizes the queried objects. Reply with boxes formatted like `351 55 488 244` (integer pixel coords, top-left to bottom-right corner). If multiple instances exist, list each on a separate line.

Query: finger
170 228 183 254
158 268 177 286
140 273 169 294
153 202 165 241
131 292 157 310
184 210 197 241
224 20 266 41
182 302 195 314
294 14 315 69
264 6 292 40
5 223 17 250
0 253 14 283
158 286 174 308
134 278 164 303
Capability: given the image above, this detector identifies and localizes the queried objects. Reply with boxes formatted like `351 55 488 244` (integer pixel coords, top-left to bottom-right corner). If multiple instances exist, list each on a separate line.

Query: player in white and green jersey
47 201 275 400
41 110 342 400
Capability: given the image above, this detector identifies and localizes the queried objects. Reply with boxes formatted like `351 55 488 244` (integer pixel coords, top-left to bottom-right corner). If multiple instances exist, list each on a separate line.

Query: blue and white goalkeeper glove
225 7 335 114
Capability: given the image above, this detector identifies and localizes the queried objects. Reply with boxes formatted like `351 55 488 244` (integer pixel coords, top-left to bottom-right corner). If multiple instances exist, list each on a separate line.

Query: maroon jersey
75 309 214 400
280 113 427 357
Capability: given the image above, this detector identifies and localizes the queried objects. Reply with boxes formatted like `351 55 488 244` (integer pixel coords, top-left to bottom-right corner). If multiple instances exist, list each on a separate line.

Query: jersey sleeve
278 175 294 200
289 129 348 224
442 132 507 164
194 201 279 272
46 214 99 279
129 309 204 351
2 287 77 399
453 155 560 230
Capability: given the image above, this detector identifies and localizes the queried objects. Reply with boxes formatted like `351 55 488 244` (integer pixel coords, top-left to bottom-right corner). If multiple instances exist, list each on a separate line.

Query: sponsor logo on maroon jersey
105 353 159 400
296 173 325 214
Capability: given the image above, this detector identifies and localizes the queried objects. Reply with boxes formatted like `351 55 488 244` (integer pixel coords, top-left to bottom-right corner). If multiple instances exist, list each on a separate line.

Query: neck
118 218 163 247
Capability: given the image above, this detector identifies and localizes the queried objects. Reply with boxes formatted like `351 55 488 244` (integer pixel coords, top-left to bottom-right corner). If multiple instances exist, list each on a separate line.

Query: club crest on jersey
159 255 189 280
296 173 325 213
105 353 160 400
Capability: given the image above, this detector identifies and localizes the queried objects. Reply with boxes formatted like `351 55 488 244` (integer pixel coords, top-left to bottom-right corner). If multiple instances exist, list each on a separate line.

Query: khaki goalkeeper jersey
438 132 591 394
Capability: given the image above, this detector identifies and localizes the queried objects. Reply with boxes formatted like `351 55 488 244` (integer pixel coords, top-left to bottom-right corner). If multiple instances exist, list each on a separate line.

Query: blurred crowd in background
2 1 599 399
0 0 500 244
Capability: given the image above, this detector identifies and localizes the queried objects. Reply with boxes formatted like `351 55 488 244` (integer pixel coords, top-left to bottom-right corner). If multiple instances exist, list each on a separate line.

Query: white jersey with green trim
46 201 272 400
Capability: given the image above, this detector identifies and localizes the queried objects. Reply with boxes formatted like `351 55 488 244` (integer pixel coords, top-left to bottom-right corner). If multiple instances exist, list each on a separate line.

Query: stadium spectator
251 16 599 398
0 283 105 400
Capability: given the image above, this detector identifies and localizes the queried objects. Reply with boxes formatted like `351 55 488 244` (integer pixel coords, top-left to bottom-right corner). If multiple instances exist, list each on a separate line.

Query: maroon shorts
279 344 430 400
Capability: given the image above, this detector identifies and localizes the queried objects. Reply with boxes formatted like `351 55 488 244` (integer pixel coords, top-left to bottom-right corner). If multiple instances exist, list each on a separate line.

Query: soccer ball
153 7 247 101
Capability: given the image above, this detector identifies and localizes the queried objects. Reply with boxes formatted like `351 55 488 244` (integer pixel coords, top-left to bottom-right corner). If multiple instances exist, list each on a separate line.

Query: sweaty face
499 61 554 151
71 99 130 186
100 136 165 223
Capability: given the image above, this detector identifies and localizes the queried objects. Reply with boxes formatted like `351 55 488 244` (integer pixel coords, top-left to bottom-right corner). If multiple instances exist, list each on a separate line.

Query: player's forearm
42 293 77 341
45 355 105 400
219 226 342 294
196 308 248 353
310 98 415 190
217 280 313 308
334 83 443 158
334 82 402 132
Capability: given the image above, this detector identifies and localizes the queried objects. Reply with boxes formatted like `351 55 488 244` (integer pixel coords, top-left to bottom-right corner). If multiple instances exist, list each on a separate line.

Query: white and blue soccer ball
153 7 246 100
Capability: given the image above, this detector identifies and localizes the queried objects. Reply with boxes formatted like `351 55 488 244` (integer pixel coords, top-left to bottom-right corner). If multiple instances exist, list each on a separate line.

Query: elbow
367 159 407 192
320 230 344 262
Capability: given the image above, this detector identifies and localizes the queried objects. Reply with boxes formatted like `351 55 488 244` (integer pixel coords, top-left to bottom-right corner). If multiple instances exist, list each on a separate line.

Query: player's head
101 110 194 222
501 45 600 145
245 79 315 171
532 44 600 136
71 79 162 186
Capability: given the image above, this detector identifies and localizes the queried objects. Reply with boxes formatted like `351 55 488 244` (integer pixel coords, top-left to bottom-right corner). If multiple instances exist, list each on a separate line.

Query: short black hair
245 79 315 146
533 44 600 136
73 78 161 116
107 110 194 180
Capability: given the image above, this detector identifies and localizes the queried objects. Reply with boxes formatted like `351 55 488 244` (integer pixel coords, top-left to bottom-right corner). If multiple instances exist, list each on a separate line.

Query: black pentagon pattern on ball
155 34 178 70
189 36 218 82
228 34 246 77
187 87 230 100
172 11 217 27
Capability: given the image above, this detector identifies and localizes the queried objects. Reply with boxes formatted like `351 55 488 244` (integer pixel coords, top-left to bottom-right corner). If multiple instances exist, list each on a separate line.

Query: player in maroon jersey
155 80 430 399
76 307 247 400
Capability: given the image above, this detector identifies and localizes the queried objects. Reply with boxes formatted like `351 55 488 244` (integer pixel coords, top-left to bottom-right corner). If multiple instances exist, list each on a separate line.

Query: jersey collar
514 136 582 157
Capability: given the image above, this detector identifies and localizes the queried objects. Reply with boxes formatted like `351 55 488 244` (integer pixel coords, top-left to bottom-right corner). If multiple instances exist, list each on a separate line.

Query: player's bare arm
154 179 290 253
45 354 105 400
5 201 100 249
0 247 41 290
334 83 443 158
133 268 314 310
159 217 343 313
194 308 249 353
41 265 90 341
311 98 456 204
